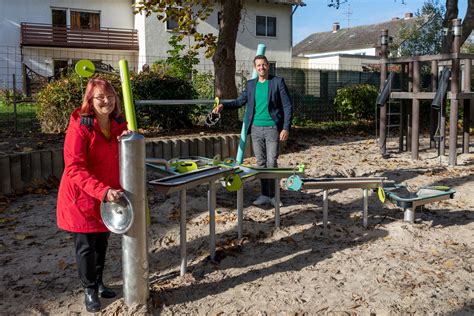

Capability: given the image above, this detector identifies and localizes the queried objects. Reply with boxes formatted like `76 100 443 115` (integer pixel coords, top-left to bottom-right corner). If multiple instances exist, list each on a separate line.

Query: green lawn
0 101 39 132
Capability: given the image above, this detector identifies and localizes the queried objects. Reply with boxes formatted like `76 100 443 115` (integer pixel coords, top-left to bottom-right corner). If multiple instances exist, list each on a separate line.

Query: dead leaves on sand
14 233 33 241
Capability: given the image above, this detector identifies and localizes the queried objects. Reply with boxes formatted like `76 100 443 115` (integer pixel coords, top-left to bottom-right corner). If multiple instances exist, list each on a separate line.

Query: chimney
404 12 413 19
332 22 340 33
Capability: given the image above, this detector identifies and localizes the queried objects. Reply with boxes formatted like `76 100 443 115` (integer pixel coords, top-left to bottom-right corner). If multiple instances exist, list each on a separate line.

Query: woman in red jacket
57 78 127 313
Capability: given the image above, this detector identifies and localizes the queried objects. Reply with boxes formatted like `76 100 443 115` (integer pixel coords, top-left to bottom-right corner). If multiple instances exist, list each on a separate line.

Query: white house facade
293 15 419 71
0 0 303 94
135 0 299 71
0 0 138 91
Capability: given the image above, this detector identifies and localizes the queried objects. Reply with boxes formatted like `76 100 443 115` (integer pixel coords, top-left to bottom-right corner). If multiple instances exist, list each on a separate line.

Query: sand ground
1 134 473 315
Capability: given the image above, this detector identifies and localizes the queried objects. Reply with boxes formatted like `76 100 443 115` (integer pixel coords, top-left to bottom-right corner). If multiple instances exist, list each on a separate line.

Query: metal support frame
322 190 329 228
301 177 391 229
404 208 415 222
179 189 187 276
176 181 218 276
233 170 303 238
321 188 371 229
363 189 368 228
208 181 216 261
274 179 281 228
237 188 244 239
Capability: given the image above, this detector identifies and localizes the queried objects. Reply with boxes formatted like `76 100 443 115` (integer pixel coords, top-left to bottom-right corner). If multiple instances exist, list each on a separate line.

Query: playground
1 23 473 313
1 132 473 314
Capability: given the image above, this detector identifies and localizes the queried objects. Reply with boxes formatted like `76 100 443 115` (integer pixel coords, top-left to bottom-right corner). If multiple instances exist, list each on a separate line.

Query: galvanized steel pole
462 58 471 154
411 60 420 160
449 19 461 166
430 60 438 149
120 133 149 307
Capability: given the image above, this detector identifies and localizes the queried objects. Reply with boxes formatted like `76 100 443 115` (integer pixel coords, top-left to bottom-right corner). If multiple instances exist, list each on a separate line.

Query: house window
166 18 179 30
166 7 181 31
256 16 276 37
70 11 100 30
52 9 67 42
52 9 67 26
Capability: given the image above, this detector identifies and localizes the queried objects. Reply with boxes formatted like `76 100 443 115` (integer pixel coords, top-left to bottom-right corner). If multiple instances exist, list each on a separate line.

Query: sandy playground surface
0 132 473 315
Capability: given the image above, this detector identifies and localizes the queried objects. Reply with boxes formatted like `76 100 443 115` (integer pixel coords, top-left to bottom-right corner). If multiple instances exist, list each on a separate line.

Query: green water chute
176 161 198 173
285 175 303 191
224 174 242 192
378 187 386 203
212 155 221 166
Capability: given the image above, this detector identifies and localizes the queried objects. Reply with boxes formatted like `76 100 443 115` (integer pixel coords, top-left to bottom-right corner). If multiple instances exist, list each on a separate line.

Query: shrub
0 88 27 105
333 84 378 120
36 72 122 133
192 71 214 99
36 69 203 133
36 74 83 133
131 71 201 129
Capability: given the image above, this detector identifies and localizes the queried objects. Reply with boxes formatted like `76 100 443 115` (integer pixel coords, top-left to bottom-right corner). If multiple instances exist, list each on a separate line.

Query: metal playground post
120 133 149 306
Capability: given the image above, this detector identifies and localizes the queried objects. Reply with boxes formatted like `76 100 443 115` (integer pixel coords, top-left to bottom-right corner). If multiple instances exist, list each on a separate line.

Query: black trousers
73 232 110 289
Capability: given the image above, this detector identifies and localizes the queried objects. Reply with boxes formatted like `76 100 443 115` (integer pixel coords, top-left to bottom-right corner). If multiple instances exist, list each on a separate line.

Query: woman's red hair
79 78 122 117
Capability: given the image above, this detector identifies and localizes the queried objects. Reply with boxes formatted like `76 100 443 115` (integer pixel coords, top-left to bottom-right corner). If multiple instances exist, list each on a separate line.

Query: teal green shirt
253 80 275 127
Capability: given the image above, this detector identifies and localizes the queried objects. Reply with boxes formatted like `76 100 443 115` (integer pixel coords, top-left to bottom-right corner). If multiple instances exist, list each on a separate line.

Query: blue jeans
251 125 279 198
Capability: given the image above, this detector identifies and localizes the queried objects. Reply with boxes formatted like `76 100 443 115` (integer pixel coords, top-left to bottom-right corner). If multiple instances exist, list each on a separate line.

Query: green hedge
131 71 201 129
333 84 378 120
36 71 203 133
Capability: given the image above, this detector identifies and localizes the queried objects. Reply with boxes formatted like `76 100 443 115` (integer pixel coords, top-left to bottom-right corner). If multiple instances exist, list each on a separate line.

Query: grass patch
0 101 39 131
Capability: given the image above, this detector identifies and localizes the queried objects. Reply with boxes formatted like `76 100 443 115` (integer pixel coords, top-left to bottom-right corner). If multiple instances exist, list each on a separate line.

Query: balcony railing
21 23 139 51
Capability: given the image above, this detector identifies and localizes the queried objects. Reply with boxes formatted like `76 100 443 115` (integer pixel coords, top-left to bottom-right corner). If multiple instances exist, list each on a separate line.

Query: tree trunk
212 0 243 129
441 0 459 53
441 0 474 53
461 0 474 46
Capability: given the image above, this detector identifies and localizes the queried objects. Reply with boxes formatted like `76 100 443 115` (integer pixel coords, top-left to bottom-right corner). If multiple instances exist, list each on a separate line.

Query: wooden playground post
379 30 389 155
462 58 471 154
411 60 421 160
449 18 461 166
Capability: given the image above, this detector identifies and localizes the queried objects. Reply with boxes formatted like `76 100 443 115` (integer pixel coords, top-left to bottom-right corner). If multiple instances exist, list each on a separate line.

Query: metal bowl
100 194 134 234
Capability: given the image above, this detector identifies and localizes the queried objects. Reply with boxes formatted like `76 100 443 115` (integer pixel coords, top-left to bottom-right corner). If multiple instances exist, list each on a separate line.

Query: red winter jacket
57 108 127 233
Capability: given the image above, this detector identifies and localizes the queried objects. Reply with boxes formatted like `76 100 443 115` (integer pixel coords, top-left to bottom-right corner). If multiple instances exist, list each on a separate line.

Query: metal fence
0 46 380 132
